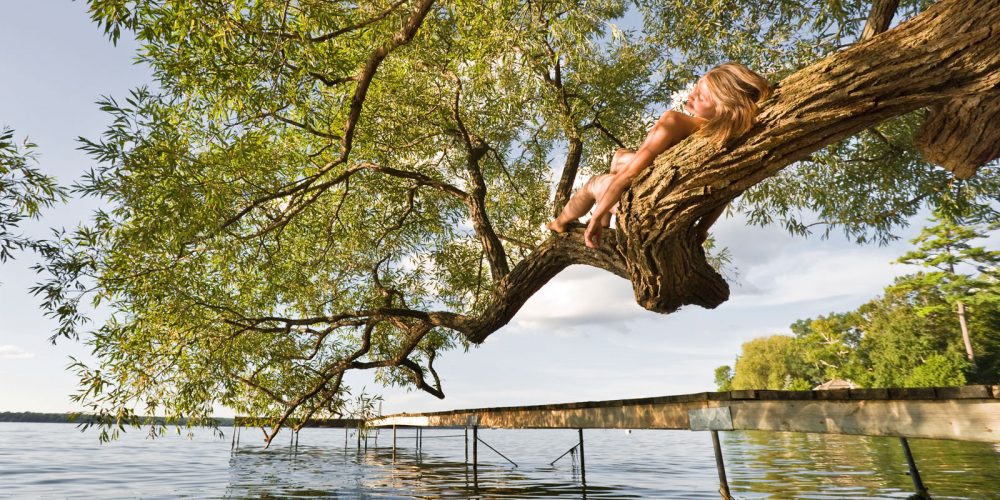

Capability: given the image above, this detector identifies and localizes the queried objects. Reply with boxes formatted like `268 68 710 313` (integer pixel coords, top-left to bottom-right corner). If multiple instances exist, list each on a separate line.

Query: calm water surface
1 422 999 498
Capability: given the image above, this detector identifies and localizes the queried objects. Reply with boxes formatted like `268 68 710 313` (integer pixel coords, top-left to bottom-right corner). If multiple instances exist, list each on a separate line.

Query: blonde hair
699 62 772 145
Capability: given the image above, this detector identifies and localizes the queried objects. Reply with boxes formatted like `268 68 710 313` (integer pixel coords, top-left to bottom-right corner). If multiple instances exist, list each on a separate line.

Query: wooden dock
232 385 999 499
372 385 1000 443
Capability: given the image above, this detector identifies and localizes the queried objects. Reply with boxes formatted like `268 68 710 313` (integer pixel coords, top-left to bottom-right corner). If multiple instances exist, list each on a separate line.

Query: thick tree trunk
615 0 1000 313
915 92 1000 179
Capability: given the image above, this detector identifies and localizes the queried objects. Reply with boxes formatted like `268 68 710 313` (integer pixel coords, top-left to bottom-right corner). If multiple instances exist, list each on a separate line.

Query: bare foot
546 219 568 233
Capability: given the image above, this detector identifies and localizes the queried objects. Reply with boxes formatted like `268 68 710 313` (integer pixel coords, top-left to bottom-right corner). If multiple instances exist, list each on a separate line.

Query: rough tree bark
915 92 1000 179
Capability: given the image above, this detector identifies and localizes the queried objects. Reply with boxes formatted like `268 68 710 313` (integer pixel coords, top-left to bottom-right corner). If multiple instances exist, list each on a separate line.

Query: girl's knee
611 148 635 173
585 173 613 199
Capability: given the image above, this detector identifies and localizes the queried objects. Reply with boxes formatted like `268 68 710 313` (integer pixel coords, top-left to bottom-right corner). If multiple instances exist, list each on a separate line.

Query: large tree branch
618 0 1000 313
915 91 1000 179
226 224 626 347
439 226 628 343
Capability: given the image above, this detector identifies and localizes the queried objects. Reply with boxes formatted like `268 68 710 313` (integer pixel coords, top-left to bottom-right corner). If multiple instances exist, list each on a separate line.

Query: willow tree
39 0 1000 442
0 127 65 266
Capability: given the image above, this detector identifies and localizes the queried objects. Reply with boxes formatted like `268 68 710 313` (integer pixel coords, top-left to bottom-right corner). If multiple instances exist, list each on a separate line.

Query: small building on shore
813 379 858 390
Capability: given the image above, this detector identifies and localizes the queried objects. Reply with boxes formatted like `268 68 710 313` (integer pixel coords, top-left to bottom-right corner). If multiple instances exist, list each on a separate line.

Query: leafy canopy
34 0 1000 441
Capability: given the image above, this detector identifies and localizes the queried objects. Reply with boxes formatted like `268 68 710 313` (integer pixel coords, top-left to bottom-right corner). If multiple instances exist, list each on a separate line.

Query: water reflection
724 431 1000 498
225 444 631 499
222 428 1000 499
3 423 998 499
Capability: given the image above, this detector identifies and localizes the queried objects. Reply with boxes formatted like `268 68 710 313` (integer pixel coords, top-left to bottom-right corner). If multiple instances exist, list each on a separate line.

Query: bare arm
585 111 704 248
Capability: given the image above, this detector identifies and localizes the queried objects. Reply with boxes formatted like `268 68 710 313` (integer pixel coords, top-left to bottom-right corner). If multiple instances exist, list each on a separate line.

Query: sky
1 2 995 418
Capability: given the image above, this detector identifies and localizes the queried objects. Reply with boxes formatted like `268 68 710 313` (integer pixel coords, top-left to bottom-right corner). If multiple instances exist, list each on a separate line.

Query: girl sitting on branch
546 62 772 248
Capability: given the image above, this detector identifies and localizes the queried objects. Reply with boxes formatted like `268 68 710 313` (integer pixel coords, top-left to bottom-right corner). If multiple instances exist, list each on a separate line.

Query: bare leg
547 149 636 233
547 183 596 232
547 174 612 232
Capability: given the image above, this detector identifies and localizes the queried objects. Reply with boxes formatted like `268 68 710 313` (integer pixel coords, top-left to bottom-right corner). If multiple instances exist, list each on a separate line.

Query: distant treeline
0 412 235 427
716 213 1000 391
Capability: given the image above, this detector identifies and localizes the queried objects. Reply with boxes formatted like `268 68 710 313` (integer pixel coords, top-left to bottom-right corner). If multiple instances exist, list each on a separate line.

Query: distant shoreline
0 411 235 427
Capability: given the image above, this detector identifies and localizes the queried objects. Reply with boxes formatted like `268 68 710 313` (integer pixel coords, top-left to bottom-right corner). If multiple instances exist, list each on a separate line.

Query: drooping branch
228 224 626 350
222 0 437 232
617 0 1000 313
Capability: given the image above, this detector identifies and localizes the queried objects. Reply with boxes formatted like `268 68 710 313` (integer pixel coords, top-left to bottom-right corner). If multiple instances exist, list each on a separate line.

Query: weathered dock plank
371 385 1000 443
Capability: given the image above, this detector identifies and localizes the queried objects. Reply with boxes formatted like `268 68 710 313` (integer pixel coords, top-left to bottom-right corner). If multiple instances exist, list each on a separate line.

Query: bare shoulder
658 110 707 132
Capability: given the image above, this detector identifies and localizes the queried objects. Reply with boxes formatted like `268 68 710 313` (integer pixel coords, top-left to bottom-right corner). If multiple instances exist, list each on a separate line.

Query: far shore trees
717 215 999 391
893 210 1000 364
34 0 1000 442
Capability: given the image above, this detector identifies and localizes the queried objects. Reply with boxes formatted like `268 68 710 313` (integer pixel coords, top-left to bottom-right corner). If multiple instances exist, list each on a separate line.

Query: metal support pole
578 428 586 485
901 437 931 499
357 423 361 449
473 425 479 486
465 426 469 463
392 425 397 457
475 435 518 467
711 430 733 500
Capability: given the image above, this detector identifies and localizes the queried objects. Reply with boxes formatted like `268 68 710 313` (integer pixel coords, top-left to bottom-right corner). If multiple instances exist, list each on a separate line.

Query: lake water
2 422 999 498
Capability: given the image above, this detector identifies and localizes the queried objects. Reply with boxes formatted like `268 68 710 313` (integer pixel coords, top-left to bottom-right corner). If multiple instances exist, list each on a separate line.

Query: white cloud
510 265 652 335
729 247 910 308
0 345 35 359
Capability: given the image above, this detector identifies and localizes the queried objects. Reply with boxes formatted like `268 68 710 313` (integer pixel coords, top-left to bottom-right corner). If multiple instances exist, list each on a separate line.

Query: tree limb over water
39 0 1000 444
